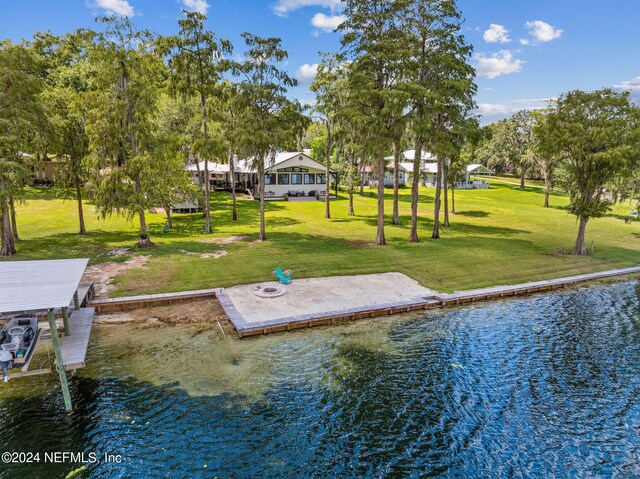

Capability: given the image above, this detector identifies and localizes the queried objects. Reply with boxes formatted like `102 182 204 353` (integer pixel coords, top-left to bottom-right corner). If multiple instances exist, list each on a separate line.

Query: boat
0 314 41 382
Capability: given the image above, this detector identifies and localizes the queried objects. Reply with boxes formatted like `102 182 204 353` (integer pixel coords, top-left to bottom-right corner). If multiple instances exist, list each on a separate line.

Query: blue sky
2 0 639 123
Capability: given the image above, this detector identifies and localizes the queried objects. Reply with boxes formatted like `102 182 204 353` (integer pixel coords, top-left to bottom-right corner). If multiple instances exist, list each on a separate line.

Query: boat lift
0 258 94 412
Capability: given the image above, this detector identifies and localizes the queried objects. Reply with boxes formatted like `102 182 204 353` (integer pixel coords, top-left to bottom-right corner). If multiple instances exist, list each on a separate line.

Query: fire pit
254 284 288 298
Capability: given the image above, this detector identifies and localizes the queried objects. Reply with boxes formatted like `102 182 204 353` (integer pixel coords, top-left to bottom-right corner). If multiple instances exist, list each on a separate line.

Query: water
1 281 640 479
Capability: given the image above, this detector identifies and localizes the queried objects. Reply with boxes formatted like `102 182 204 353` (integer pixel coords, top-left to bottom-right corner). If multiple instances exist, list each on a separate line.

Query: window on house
316 174 326 184
304 174 315 184
291 173 303 185
265 174 276 185
278 174 290 185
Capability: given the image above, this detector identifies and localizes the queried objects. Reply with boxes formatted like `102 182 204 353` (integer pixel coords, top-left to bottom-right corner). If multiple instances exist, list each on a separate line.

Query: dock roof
0 258 89 314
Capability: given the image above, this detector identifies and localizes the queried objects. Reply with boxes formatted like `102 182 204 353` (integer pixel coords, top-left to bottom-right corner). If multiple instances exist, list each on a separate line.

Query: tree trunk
443 165 450 227
359 163 365 195
375 155 386 245
9 196 18 241
432 158 443 239
193 154 205 217
75 177 87 235
137 210 154 248
520 165 526 190
165 207 173 229
0 198 16 257
392 142 400 226
203 158 212 234
451 184 456 214
573 216 589 255
348 188 355 216
259 157 266 241
200 87 212 234
230 153 237 221
325 129 332 219
544 182 550 208
408 143 422 243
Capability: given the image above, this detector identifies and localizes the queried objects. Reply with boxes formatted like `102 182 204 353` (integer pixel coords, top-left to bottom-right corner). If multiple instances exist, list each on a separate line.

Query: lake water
1 281 639 479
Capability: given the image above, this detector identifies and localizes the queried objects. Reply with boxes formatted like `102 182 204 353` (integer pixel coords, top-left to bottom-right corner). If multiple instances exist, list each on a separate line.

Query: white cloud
525 21 563 43
483 24 511 44
614 76 640 103
519 39 530 46
90 0 135 16
477 98 554 123
475 51 524 79
311 13 346 32
614 76 640 92
296 63 319 83
182 0 209 15
272 0 342 17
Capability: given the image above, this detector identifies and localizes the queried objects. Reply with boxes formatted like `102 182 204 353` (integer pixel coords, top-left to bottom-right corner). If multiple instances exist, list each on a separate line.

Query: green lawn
6 184 640 296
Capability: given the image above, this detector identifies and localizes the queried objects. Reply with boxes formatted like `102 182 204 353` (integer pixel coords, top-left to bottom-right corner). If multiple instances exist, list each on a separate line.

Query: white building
385 150 491 189
262 152 335 198
185 152 334 200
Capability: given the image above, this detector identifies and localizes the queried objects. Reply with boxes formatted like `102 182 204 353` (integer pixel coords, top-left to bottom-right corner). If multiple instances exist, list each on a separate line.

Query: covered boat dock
0 258 94 411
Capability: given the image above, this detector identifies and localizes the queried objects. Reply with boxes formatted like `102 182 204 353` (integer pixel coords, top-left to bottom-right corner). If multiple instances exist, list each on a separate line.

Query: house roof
467 164 492 174
186 158 255 175
186 152 333 175
0 258 89 314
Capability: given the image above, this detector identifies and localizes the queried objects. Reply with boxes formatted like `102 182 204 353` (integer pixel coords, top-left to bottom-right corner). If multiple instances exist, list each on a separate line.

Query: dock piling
47 309 73 412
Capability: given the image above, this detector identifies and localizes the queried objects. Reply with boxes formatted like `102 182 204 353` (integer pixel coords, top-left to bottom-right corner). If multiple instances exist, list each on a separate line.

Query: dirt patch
198 235 247 245
96 299 229 331
179 249 228 259
83 255 150 298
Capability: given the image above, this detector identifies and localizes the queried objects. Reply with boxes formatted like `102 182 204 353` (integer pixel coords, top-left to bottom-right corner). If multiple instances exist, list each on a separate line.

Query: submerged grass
7 184 640 295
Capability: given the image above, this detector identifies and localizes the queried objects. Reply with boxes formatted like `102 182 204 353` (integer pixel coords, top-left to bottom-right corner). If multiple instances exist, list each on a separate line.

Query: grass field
6 183 640 296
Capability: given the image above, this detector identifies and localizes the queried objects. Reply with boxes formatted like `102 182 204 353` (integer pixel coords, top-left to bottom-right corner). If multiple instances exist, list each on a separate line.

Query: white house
186 158 256 192
262 152 335 198
363 163 408 187
385 149 439 185
185 151 334 200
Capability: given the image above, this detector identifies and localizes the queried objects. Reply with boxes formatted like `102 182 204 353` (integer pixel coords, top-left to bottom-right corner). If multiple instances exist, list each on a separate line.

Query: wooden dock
220 266 640 338
60 307 95 370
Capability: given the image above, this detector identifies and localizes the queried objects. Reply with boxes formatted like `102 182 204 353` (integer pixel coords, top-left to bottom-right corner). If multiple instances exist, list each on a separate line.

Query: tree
339 0 412 245
0 41 46 256
531 109 562 208
217 81 242 222
153 94 199 228
35 30 95 235
538 89 639 255
311 53 344 220
403 0 476 242
86 16 165 248
233 33 299 241
158 10 232 235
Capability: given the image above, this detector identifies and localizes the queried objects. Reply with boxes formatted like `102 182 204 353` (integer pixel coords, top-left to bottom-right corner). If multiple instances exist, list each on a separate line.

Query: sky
1 0 639 123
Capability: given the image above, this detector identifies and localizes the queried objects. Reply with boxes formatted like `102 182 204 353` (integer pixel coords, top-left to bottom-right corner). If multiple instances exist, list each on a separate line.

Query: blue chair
275 267 292 285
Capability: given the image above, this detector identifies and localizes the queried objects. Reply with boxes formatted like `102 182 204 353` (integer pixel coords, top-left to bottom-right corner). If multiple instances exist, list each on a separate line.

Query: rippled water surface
1 281 640 478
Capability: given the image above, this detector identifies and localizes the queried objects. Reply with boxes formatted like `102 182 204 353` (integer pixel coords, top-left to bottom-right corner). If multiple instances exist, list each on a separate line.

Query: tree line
0 12 305 256
1 0 638 258
472 93 639 254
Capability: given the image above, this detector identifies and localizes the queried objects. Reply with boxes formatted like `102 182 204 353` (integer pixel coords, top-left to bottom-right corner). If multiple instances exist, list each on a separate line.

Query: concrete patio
223 272 436 324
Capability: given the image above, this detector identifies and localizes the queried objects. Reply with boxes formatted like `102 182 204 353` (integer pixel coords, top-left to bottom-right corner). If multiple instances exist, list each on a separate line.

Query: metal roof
0 258 89 314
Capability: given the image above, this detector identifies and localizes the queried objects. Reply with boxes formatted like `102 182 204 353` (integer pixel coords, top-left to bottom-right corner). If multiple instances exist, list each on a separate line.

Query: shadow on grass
456 210 490 218
346 213 530 237
1 229 140 263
